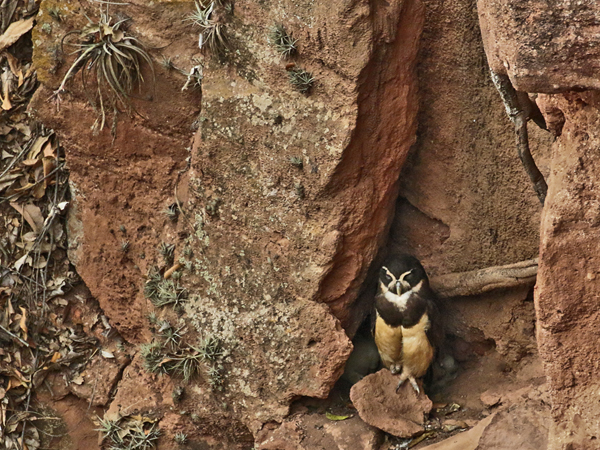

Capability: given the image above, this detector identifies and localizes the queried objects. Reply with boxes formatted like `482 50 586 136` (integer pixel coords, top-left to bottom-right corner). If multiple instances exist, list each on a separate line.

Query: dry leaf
18 307 28 337
71 374 84 385
31 256 46 269
21 231 36 242
21 158 41 166
13 253 30 270
1 70 11 110
0 123 11 135
42 139 55 158
10 203 44 234
32 182 45 199
13 122 30 137
0 172 21 192
101 350 115 359
0 18 35 52
42 157 56 186
14 179 34 190
50 352 61 363
4 52 22 86
27 135 50 161
325 412 351 421
0 171 21 183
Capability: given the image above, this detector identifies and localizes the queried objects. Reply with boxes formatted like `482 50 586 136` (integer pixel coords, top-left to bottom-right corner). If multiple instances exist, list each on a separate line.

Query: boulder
350 370 432 438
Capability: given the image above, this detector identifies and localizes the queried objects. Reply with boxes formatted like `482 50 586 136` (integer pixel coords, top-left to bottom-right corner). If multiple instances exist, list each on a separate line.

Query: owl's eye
380 267 393 284
399 269 416 286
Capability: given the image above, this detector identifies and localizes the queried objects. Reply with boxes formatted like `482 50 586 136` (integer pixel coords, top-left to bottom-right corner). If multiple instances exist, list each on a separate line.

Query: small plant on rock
186 1 228 55
270 24 297 58
97 415 160 450
140 341 171 375
288 68 314 94
199 336 223 361
158 320 185 350
172 385 185 403
171 350 205 382
48 7 62 22
54 12 155 132
141 335 225 384
144 268 188 308
162 203 180 221
159 242 175 265
96 417 122 447
175 432 188 444
159 55 176 71
208 364 224 390
289 156 303 168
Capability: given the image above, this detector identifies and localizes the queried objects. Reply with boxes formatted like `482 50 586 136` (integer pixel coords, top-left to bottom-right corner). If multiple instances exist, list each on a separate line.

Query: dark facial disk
381 254 429 290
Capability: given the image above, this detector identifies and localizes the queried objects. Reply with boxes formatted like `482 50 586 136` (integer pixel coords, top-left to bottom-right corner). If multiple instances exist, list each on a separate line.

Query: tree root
490 69 548 205
430 258 538 298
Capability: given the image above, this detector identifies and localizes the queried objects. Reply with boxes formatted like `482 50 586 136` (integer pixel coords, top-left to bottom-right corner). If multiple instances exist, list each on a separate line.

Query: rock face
477 2 600 448
386 0 547 422
447 286 537 366
477 0 600 93
30 0 425 443
389 0 552 278
535 92 600 449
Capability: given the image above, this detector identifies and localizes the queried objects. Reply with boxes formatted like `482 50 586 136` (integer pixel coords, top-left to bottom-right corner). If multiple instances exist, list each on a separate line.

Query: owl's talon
409 377 420 394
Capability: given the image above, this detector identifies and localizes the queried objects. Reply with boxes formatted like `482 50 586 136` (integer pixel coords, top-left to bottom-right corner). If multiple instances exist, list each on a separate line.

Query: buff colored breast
401 313 434 378
374 314 403 370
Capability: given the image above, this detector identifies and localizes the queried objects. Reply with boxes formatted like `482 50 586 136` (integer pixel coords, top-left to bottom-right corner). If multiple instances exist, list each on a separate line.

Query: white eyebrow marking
399 269 415 283
382 266 397 282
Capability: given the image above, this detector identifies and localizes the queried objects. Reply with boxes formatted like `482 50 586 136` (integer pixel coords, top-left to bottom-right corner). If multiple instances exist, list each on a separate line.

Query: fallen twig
0 323 30 347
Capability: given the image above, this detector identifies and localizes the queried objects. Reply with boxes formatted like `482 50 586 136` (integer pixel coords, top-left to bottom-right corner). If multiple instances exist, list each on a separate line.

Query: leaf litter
0 2 132 449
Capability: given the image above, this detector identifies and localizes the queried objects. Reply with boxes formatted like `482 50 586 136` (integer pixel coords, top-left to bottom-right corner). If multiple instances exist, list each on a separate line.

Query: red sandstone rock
480 390 501 408
535 91 600 449
389 0 552 283
68 354 127 407
30 0 424 442
477 0 600 93
475 400 550 449
350 370 432 438
256 414 381 450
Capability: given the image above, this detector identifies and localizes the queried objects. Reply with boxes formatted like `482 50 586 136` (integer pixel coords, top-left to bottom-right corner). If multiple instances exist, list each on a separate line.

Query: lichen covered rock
29 0 424 442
